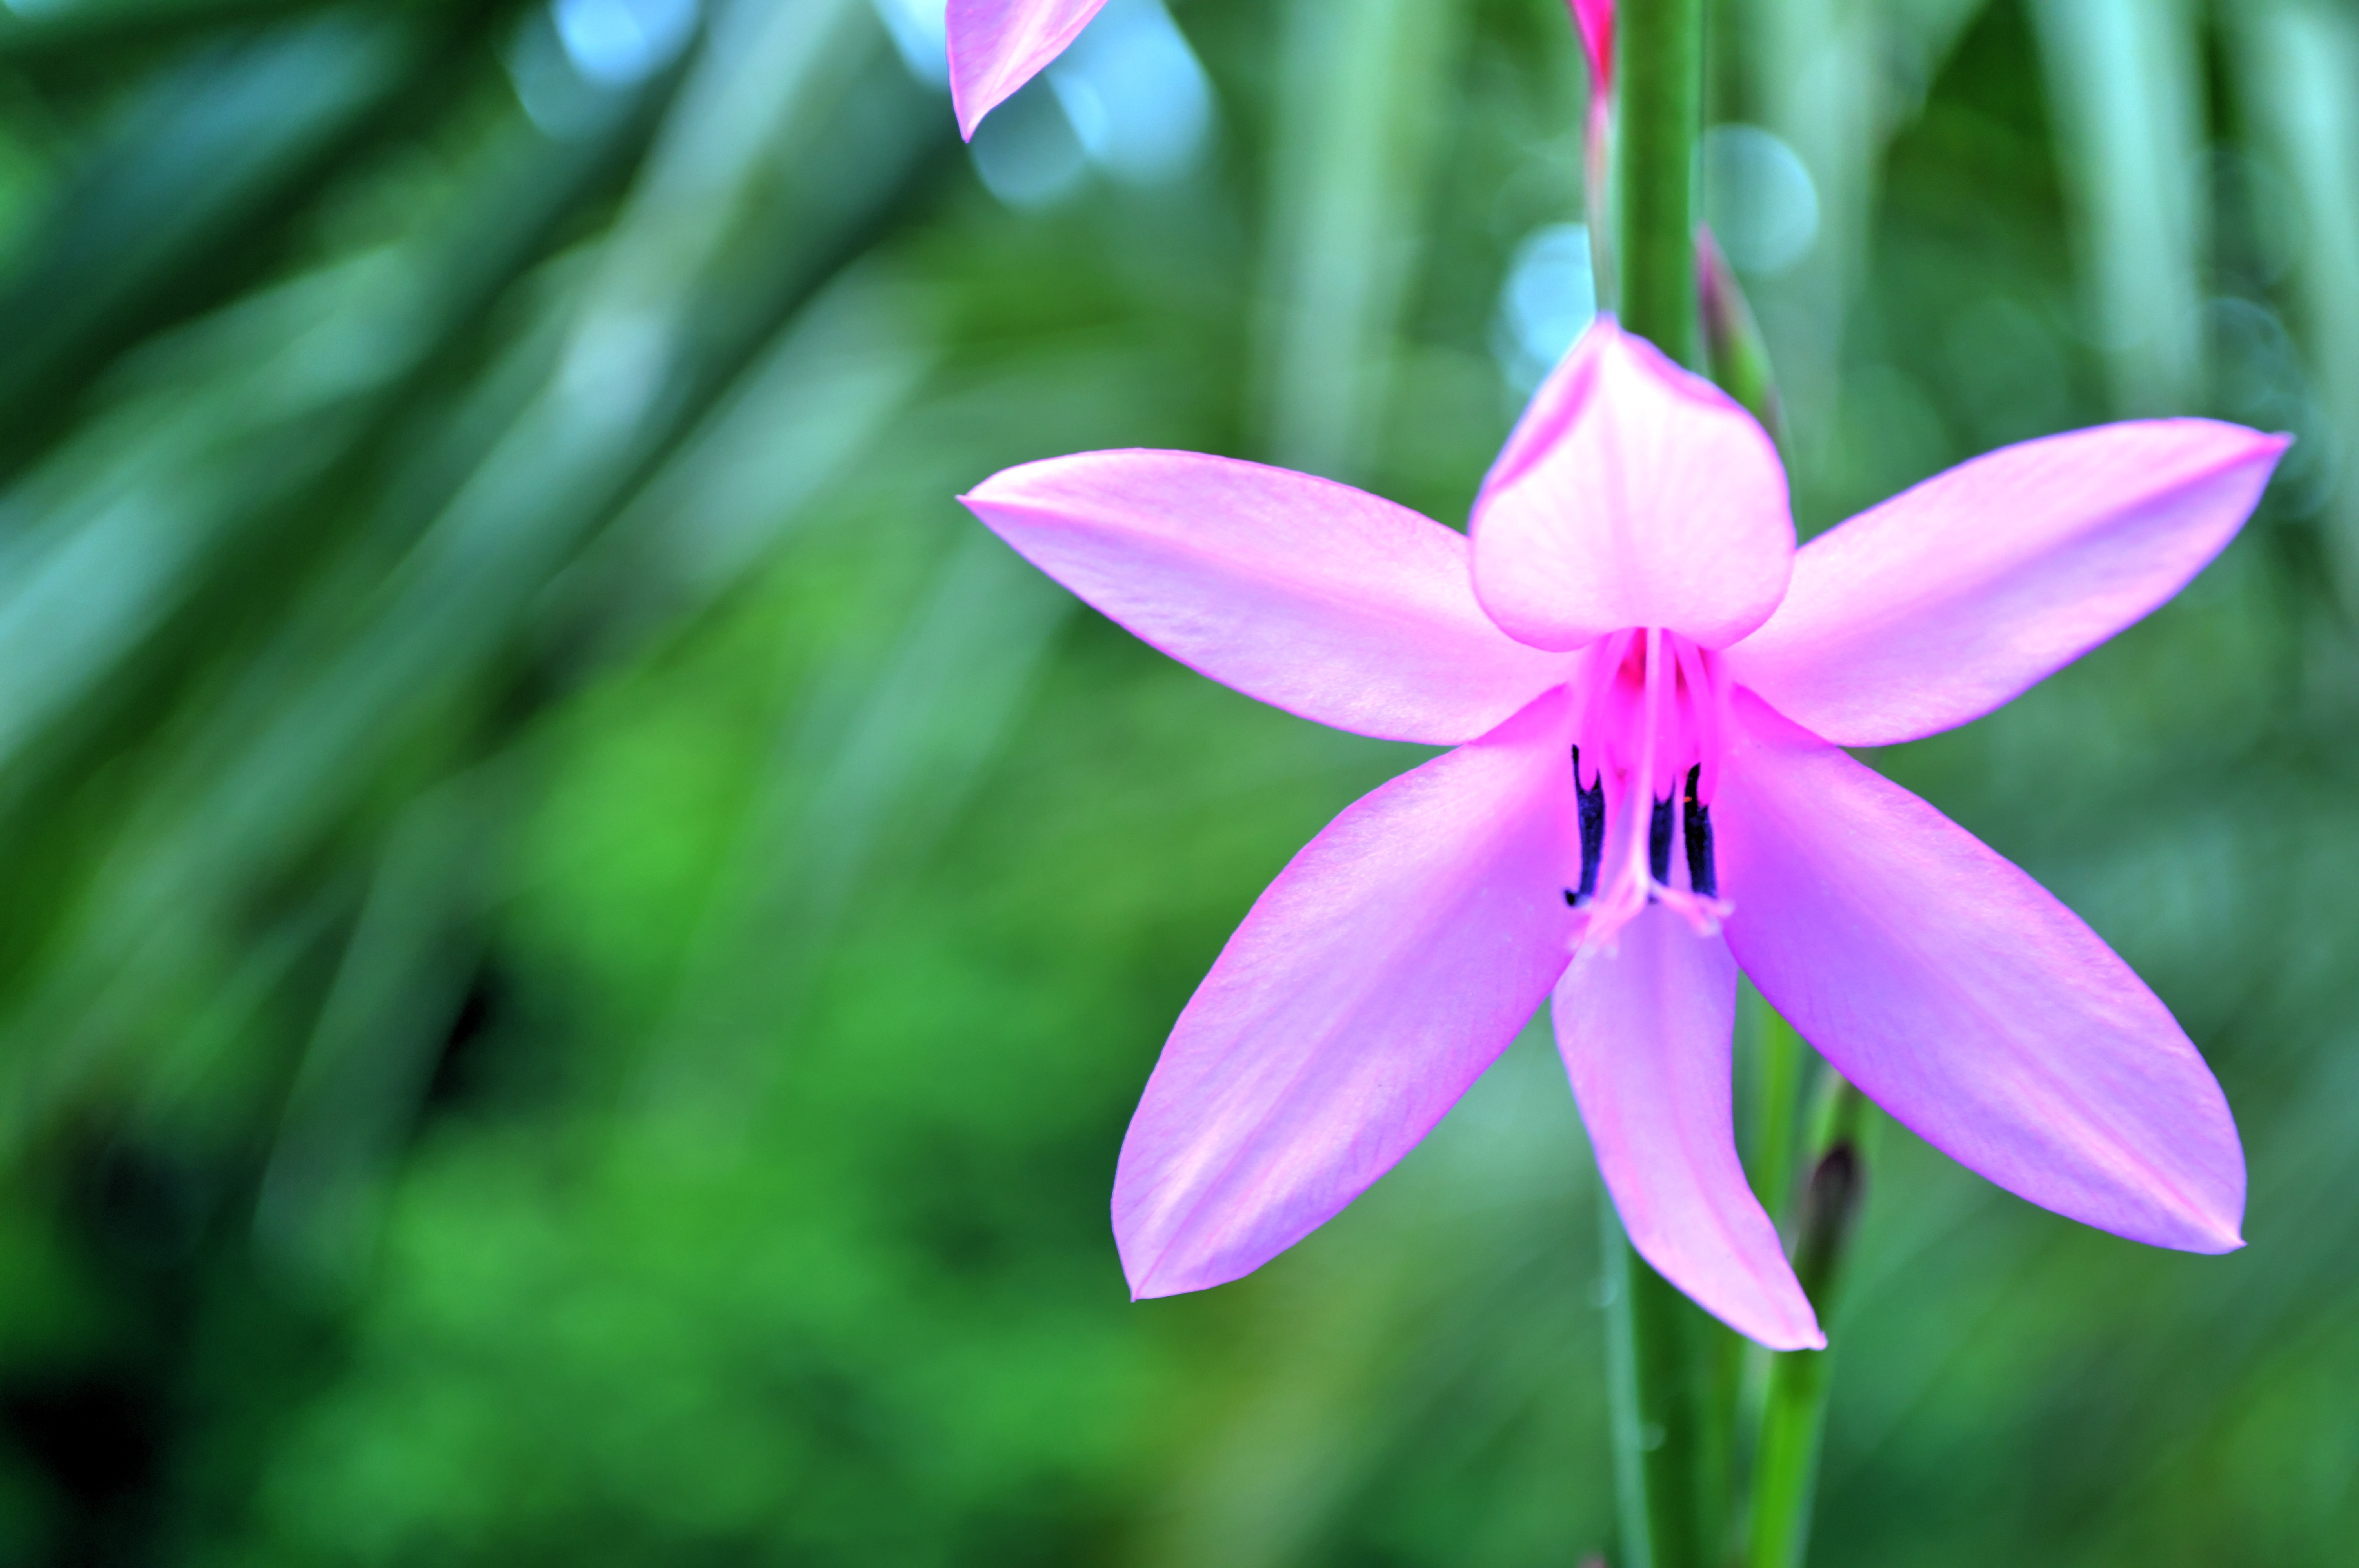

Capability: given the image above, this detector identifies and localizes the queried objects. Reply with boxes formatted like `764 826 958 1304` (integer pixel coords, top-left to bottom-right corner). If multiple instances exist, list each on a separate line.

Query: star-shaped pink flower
961 319 2285 1348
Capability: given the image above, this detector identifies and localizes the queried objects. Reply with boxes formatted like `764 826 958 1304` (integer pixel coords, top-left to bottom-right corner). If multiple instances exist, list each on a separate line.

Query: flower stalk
1747 987 1808 1223
1745 1072 1877 1568
1611 0 1703 370
1601 4 1727 1566
1604 1199 1732 1568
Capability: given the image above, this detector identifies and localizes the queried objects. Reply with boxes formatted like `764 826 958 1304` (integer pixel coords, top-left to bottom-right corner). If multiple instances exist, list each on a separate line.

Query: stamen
1683 764 1717 898
1572 746 1605 903
1648 795 1675 884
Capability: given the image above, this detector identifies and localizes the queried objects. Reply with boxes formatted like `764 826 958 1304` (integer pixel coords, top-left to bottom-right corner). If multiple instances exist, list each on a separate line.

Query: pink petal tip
948 0 1110 139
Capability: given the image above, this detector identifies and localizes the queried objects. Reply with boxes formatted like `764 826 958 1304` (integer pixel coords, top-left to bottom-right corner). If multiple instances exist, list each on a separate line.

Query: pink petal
1568 0 1614 91
1714 691 2245 1254
1725 420 2289 746
947 0 1108 140
1554 906 1822 1350
964 451 1577 745
1116 691 1578 1298
1470 318 1794 652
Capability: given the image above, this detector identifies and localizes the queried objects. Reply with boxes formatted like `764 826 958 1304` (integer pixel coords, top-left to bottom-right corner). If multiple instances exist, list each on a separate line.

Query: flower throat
1561 626 1732 953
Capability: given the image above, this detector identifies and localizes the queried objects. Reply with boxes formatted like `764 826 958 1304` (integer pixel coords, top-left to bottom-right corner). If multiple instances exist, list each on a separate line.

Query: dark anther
1683 764 1717 898
1648 794 1675 884
1572 746 1605 904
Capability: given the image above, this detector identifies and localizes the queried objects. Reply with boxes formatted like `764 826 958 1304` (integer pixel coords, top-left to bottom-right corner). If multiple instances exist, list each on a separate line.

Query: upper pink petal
1714 691 2245 1254
948 0 1107 140
964 450 1578 745
1470 318 1794 652
1554 906 1822 1350
1115 691 1579 1299
1725 420 2289 746
1568 0 1614 91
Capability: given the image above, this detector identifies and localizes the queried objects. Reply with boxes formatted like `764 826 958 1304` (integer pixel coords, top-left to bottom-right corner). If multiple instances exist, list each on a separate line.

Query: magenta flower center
1563 626 1734 953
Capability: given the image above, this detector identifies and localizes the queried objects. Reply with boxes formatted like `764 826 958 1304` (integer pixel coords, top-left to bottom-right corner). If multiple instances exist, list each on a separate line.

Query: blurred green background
0 0 2351 1562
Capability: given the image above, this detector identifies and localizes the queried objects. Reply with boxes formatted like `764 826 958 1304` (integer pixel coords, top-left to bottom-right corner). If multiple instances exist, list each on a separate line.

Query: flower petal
1725 420 2289 746
1714 692 2245 1254
1554 906 1822 1350
1115 691 1578 1298
1568 0 1614 90
947 0 1107 140
964 451 1577 744
1470 317 1794 652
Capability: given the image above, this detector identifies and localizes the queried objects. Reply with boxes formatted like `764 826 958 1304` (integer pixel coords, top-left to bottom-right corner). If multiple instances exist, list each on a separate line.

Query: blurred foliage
0 0 2350 1563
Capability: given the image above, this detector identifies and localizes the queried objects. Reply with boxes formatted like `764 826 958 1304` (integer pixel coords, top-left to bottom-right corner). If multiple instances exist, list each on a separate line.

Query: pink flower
947 0 1111 140
1570 0 1613 95
960 319 2285 1348
945 0 1606 142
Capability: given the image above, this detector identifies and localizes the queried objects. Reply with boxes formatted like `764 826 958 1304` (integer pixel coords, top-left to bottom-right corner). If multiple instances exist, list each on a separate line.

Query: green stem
1744 1074 1876 1568
1601 4 1718 1564
1747 987 1807 1220
1602 1200 1729 1568
1612 0 1705 367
